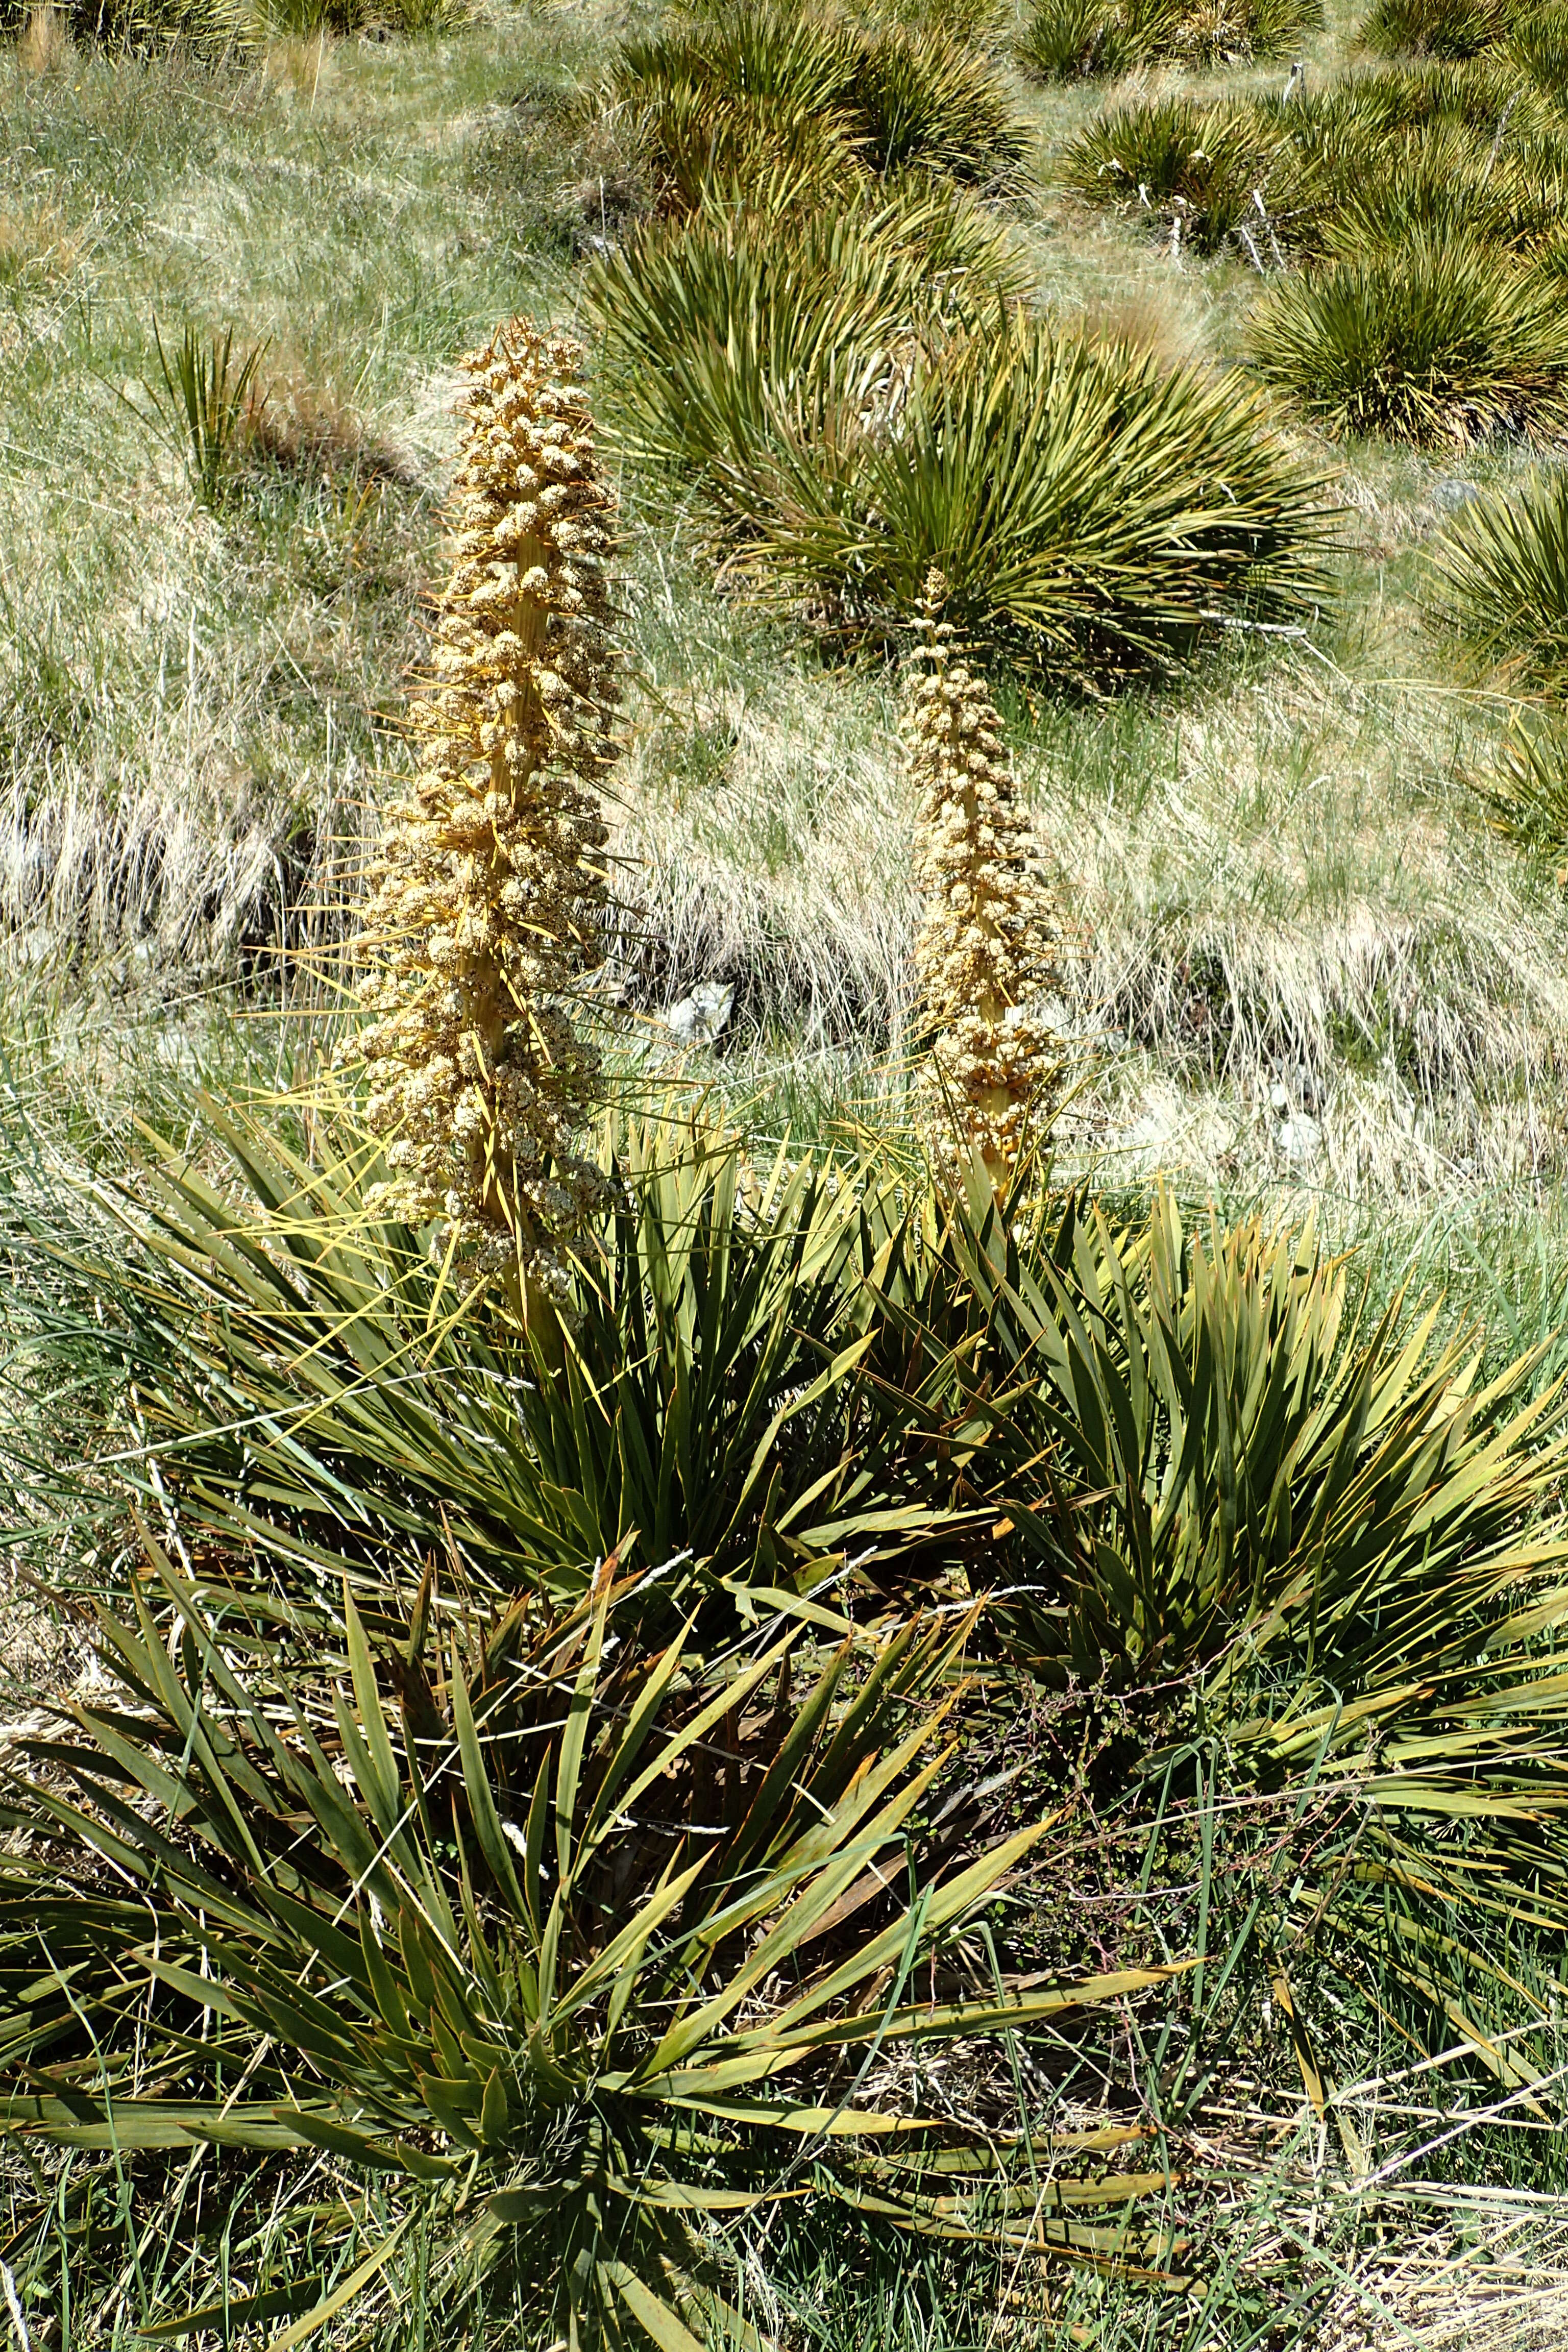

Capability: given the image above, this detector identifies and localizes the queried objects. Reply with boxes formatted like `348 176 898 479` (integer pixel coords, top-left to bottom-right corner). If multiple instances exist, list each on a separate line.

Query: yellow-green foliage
608 3 1030 207
906 576 1063 1180
1019 0 1319 82
1245 232 1568 445
354 317 618 1296
1433 468 1568 686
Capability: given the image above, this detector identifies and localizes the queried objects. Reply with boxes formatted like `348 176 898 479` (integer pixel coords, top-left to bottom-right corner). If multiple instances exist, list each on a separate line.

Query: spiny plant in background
1506 0 1568 86
1062 72 1568 264
1355 0 1568 63
1304 52 1555 131
1018 0 1319 82
1310 118 1545 261
1361 0 1512 56
906 574 1064 1184
352 316 617 1304
726 311 1332 680
0 0 463 42
606 2 1031 209
1060 96 1283 255
588 179 1021 506
1243 231 1568 444
1431 466 1568 687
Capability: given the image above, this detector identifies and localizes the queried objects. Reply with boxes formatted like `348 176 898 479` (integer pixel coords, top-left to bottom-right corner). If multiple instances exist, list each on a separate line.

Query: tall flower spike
906 568 1064 1184
353 316 618 1301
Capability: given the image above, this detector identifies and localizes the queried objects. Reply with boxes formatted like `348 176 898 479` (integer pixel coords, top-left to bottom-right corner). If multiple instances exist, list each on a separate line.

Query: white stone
1277 1113 1322 1163
665 981 735 1046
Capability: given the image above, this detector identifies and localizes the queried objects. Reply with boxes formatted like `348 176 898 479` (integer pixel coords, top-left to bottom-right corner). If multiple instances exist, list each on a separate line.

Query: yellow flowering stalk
906 571 1064 1184
355 316 618 1302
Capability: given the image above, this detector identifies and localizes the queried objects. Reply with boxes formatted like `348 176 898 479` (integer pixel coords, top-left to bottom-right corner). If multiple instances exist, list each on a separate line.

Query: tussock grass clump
1432 470 1568 687
1245 234 1568 444
907 578 1064 1178
1019 0 1318 81
1061 95 1283 254
353 317 617 1298
608 3 1030 203
15 1 66 67
732 313 1333 681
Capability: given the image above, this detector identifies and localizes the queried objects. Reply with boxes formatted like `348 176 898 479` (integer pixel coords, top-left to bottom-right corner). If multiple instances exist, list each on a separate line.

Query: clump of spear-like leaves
9 1081 1568 2157
1361 0 1511 59
856 1171 1568 1687
1431 467 1568 689
1466 709 1568 864
1060 96 1284 254
1065 74 1568 266
1245 234 1568 445
845 1166 1568 2094
0 1554 1179 2346
0 1101 944 1637
589 179 1020 496
1019 0 1318 82
717 310 1333 679
606 1 1030 205
589 129 1328 681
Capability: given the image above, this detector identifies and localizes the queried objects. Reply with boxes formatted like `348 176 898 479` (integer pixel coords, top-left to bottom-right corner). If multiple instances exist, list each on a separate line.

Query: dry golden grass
16 2 67 74
1327 2201 1568 2349
259 28 336 92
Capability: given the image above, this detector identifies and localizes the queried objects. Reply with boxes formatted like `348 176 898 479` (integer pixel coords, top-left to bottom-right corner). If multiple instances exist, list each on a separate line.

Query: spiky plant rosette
1061 95 1283 253
1019 0 1318 81
350 316 618 1301
586 176 1022 506
730 311 1334 679
1431 465 1568 687
1464 707 1568 870
606 3 1030 194
1360 0 1510 58
1245 232 1568 445
0 1554 1184 2346
905 577 1066 1184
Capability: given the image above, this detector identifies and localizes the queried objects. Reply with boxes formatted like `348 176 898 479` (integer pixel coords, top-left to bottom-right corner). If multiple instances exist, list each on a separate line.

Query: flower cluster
353 317 618 1294
906 572 1064 1183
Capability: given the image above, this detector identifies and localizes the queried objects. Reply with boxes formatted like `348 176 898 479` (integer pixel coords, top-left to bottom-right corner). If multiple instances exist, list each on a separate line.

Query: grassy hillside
5 0 1567 1207
5 0 1568 2344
